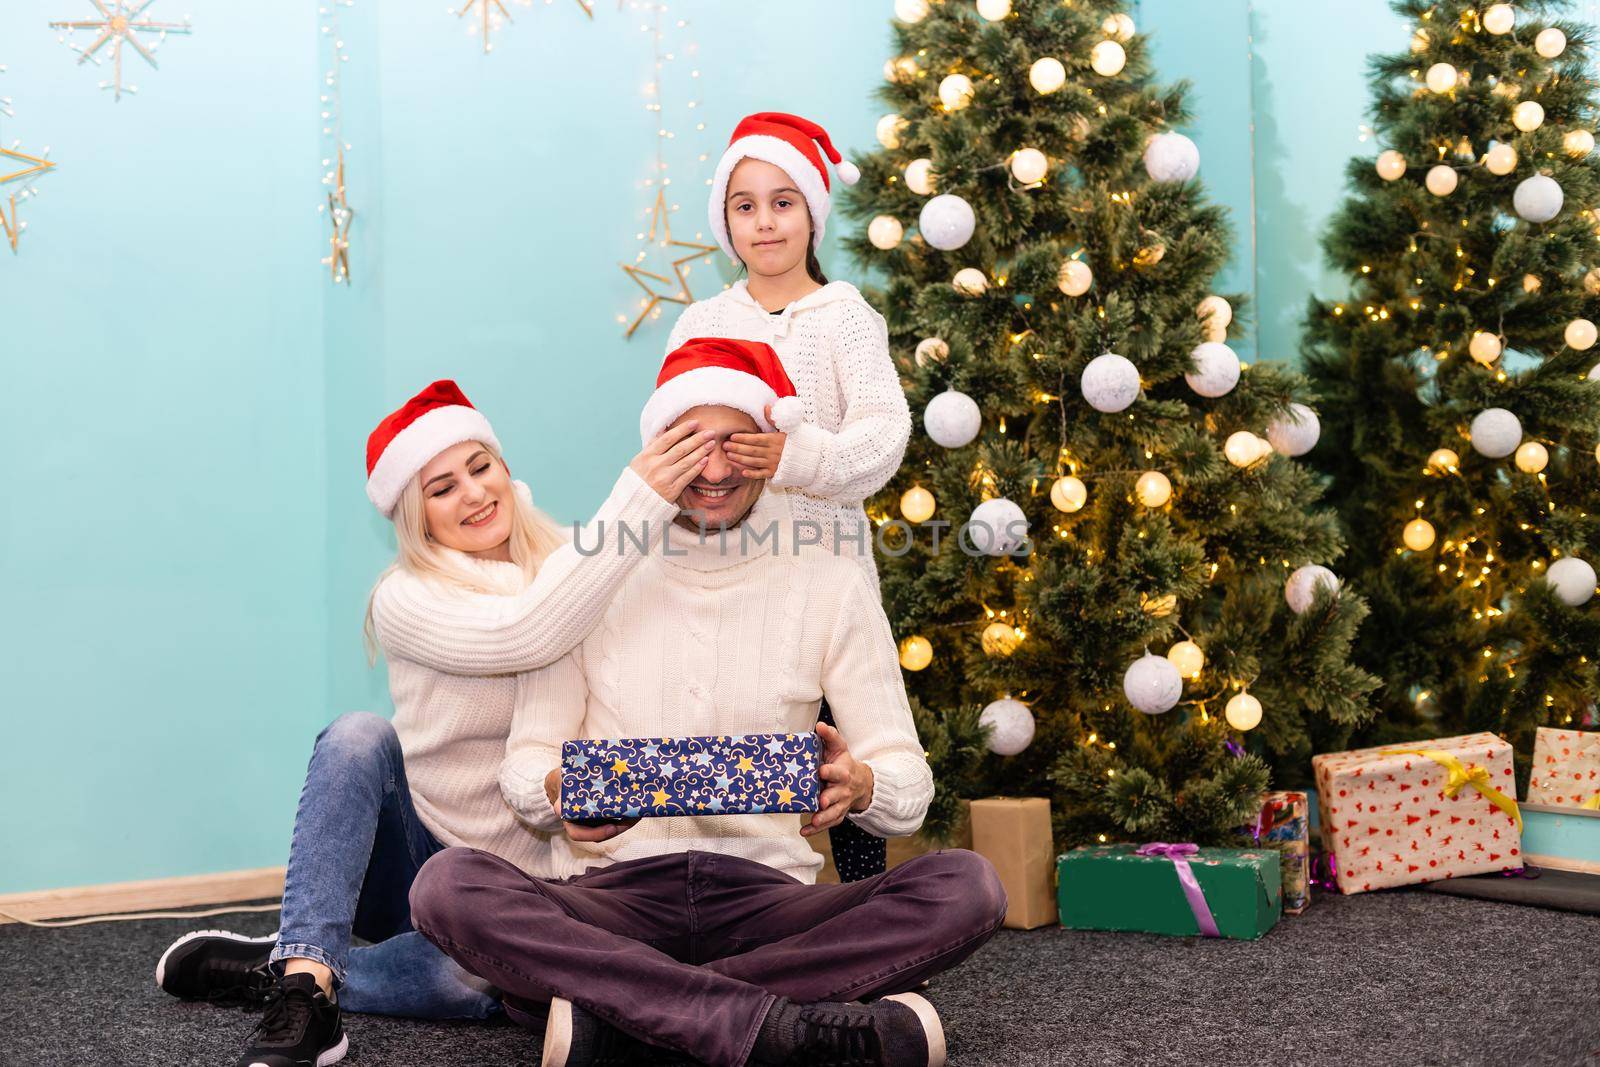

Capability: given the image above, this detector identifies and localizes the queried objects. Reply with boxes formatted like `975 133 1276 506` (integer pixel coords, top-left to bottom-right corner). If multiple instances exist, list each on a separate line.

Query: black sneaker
542 996 652 1067
156 929 278 1006
755 992 946 1067
235 972 347 1067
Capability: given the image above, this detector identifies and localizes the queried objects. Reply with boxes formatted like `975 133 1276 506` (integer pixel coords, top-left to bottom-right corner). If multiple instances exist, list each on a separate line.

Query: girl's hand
726 403 788 480
630 421 716 503
802 720 876 837
545 768 638 843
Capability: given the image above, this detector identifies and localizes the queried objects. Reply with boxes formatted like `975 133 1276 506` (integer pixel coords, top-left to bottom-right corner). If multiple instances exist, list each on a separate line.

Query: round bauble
1589 363 1600 381
1144 131 1200 183
1135 470 1172 508
1102 12 1135 40
1516 440 1549 473
1285 564 1340 614
1166 640 1204 679
952 267 988 296
904 158 937 196
867 215 904 250
976 0 1012 21
1484 3 1515 34
900 486 936 524
919 194 976 251
1546 556 1597 606
1469 330 1503 364
939 73 975 111
914 336 950 366
1225 431 1269 468
1565 129 1596 157
924 389 982 447
1267 403 1321 456
1514 100 1545 132
1535 27 1566 58
1185 341 1241 397
968 497 1029 556
1426 164 1459 196
1376 149 1407 181
1470 407 1522 457
894 0 929 22
1030 57 1067 94
1091 40 1126 76
898 635 932 671
1010 147 1049 185
1404 517 1437 551
979 697 1035 755
1428 448 1460 472
1124 653 1183 714
1197 294 1233 330
1225 691 1263 731
1514 174 1563 222
1050 475 1088 513
876 113 907 150
884 56 918 83
1426 62 1457 92
982 621 1021 657
1058 258 1093 296
1081 352 1142 413
1485 142 1518 175
1567 318 1598 350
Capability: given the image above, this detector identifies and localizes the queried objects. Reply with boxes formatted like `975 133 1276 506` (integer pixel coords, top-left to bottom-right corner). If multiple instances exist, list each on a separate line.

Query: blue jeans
268 711 502 1020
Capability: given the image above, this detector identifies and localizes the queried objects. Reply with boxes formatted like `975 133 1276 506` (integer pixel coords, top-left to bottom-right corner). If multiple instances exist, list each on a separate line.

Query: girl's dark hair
724 201 829 285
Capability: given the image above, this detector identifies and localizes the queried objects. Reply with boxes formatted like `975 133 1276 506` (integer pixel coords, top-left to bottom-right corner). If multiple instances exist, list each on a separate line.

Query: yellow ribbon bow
1382 747 1523 832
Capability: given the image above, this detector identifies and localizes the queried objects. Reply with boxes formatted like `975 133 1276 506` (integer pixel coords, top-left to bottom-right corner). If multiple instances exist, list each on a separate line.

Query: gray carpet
2 889 1597 1066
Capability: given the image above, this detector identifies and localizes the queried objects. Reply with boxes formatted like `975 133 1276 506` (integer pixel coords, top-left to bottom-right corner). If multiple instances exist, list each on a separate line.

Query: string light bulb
1050 475 1088 513
1058 258 1093 296
1428 448 1460 472
1166 640 1204 679
1515 441 1549 473
1030 57 1067 94
1485 142 1518 175
976 0 1012 20
875 113 907 150
867 215 904 250
1404 517 1437 551
1469 331 1502 364
1376 149 1407 181
1010 147 1048 184
1090 40 1126 76
900 486 936 524
1225 691 1263 731
1135 470 1172 507
904 157 936 195
1425 62 1457 93
1565 318 1597 350
938 73 975 111
1513 100 1545 132
1483 3 1514 34
898 635 933 672
1565 129 1595 157
1535 27 1566 58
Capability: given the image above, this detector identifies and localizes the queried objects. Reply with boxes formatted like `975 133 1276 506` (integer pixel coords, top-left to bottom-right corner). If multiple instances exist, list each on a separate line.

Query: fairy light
317 0 354 285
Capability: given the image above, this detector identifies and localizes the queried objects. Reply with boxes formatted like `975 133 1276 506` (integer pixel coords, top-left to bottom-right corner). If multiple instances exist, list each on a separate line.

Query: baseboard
0 867 286 925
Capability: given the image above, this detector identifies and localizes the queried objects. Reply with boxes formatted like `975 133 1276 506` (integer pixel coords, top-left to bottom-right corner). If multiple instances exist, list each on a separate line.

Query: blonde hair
363 441 567 664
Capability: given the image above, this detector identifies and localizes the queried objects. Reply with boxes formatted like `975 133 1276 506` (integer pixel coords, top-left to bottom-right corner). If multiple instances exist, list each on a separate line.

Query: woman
154 379 711 1067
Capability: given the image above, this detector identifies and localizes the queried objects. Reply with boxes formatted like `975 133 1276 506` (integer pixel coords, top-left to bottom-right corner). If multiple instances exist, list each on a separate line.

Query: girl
154 380 710 1067
666 112 914 883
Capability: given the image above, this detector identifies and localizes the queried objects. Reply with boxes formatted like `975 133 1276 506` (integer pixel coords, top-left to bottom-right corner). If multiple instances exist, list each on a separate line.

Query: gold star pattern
453 0 592 55
776 787 797 806
620 188 717 338
651 789 670 807
322 150 353 285
50 1 193 101
735 755 755 773
611 757 631 775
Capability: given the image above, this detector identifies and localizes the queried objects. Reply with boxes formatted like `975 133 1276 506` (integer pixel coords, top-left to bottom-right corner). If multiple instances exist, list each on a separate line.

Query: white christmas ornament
876 113 907 150
894 0 929 22
1485 142 1518 175
1030 57 1067 94
1426 62 1458 93
1470 407 1522 457
968 497 1029 556
1225 431 1269 468
1225 692 1263 731
1514 100 1545 132
1514 174 1563 222
976 0 1012 21
1103 12 1136 40
1011 148 1049 185
1469 331 1503 364
1376 150 1407 181
1081 352 1142 413
1484 3 1515 34
1166 640 1204 679
1135 470 1172 508
1267 403 1321 456
1144 132 1200 183
1426 164 1459 196
919 194 977 251
1565 129 1596 157
867 215 904 250
979 697 1035 755
1124 653 1183 714
1091 40 1126 76
953 268 988 296
904 158 937 196
939 74 975 111
924 389 982 448
1588 363 1600 381
1516 441 1549 473
1196 294 1233 330
1051 475 1087 513
1285 564 1340 615
1567 319 1598 350
914 336 949 367
1536 27 1566 58
1404 518 1437 551
1185 341 1241 398
1547 556 1597 606
1058 259 1093 296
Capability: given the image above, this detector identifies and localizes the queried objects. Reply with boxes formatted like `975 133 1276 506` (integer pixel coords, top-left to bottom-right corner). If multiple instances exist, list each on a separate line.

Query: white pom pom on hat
708 111 861 262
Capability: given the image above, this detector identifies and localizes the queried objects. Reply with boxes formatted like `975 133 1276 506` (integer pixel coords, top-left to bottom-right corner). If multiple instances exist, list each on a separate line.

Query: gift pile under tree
839 0 1379 849
1301 0 1600 773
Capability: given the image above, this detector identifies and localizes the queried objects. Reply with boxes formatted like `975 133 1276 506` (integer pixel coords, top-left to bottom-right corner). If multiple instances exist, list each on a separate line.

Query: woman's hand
546 768 639 843
630 421 716 503
801 720 876 837
726 403 788 480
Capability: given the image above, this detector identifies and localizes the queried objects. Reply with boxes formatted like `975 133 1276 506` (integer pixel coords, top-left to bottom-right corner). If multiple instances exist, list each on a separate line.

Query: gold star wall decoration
322 151 353 284
0 73 56 253
450 0 593 55
50 0 192 101
620 189 717 338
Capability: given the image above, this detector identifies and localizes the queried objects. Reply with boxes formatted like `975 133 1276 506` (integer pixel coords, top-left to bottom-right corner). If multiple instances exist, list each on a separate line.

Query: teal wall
0 0 1559 893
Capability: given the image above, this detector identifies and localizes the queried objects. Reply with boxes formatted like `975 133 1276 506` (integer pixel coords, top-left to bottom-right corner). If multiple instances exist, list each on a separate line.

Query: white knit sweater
370 468 680 876
498 488 935 884
665 280 912 586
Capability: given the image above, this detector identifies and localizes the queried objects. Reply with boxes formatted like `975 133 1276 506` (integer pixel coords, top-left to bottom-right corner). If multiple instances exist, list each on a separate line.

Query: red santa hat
640 337 806 444
366 380 502 518
707 111 860 263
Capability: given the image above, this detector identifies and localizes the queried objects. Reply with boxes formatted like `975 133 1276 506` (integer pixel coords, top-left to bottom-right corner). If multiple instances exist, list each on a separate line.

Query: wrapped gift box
1056 844 1281 940
1235 791 1310 915
1312 732 1522 894
560 734 819 820
969 798 1057 929
1526 727 1600 810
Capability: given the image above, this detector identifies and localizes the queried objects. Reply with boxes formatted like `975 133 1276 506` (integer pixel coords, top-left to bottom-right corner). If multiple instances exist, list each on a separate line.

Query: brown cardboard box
969 797 1057 929
808 800 972 883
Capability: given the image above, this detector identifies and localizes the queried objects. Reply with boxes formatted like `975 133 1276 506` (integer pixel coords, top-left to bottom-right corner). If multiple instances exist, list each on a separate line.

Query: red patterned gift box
1527 726 1600 810
1312 732 1523 894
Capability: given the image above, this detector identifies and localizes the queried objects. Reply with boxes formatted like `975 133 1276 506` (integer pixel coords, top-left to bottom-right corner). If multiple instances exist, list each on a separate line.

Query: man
409 338 1005 1067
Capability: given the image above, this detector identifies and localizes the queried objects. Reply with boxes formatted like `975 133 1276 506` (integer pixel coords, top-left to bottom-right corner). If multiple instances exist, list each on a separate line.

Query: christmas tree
1302 0 1600 773
839 0 1378 847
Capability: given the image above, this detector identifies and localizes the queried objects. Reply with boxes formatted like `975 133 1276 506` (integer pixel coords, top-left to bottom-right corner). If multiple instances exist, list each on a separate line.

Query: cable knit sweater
665 280 913 587
498 488 935 884
370 468 680 876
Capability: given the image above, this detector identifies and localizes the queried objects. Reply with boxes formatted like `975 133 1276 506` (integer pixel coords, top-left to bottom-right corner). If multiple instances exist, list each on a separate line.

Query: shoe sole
242 1032 347 1067
884 992 946 1067
155 929 279 993
543 997 574 1067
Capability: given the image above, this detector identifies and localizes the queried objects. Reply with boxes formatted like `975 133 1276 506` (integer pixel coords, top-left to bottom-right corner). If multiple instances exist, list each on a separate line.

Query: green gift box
1056 844 1281 940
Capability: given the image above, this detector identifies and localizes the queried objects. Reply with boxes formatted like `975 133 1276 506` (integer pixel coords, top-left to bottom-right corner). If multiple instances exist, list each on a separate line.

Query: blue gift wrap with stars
560 734 822 820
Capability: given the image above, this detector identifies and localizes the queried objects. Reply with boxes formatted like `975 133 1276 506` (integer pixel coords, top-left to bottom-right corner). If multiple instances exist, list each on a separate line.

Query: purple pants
409 847 1006 1066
